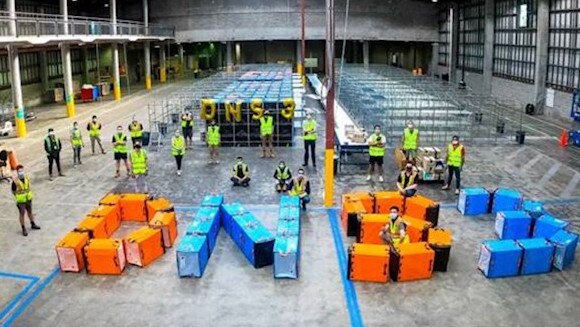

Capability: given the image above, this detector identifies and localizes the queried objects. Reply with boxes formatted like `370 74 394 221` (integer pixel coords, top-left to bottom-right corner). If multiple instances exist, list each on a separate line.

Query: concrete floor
0 80 579 326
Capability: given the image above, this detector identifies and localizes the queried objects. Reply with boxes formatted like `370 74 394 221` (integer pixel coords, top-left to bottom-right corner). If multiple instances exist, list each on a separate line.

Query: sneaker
58 173 65 177
302 163 308 167
114 172 120 178
102 151 107 155
260 153 265 158
455 189 460 195
366 175 372 181
442 185 449 190
49 175 54 181
177 170 182 176
379 176 384 183
215 160 220 164
22 228 28 237
31 223 41 230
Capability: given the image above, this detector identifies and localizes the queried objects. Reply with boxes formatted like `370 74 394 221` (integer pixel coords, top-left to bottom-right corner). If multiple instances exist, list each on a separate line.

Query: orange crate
428 228 452 272
84 239 126 275
358 214 389 244
123 227 165 267
390 242 435 282
149 211 178 248
99 193 123 206
341 200 367 237
146 197 174 221
55 231 90 272
404 195 440 226
402 216 433 243
348 243 390 283
89 205 121 237
75 216 108 239
375 191 404 214
342 192 375 214
119 193 148 222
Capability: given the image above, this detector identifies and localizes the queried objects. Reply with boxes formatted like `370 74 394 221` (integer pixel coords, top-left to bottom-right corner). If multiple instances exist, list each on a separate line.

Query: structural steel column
430 42 439 77
144 42 152 89
296 40 303 76
60 0 75 117
111 0 121 100
324 0 335 207
8 0 26 137
363 40 369 69
300 0 306 85
159 45 167 83
449 3 460 84
178 43 184 73
483 0 494 95
226 41 233 73
534 0 549 114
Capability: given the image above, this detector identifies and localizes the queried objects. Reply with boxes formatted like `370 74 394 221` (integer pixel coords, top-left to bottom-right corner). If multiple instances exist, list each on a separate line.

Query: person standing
171 129 186 176
207 120 220 164
130 142 148 193
87 115 106 155
401 121 419 162
273 160 292 193
397 161 418 197
181 111 194 149
260 110 275 158
11 165 40 236
442 135 466 195
288 168 311 210
231 156 250 187
44 128 64 181
70 122 85 167
128 119 144 146
367 125 386 182
302 111 317 167
112 125 131 178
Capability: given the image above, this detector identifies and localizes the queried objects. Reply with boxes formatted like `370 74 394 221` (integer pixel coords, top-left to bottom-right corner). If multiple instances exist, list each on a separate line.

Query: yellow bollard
66 95 76 117
145 76 152 90
324 149 335 207
160 68 167 83
113 82 122 101
14 107 26 138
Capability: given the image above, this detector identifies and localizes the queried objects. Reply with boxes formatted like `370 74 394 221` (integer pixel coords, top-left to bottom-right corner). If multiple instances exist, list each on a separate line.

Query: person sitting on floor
231 156 251 187
397 161 418 197
288 168 311 210
273 161 292 193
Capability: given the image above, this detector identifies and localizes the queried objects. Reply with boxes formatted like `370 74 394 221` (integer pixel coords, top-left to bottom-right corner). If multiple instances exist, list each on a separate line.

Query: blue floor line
0 277 39 321
3 267 60 327
0 272 39 281
327 209 363 327
174 205 340 212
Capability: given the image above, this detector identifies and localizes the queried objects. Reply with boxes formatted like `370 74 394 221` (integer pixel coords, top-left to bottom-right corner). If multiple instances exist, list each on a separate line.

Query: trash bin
157 122 168 136
141 131 151 146
515 131 525 145
496 121 505 134
171 113 179 124
474 112 483 124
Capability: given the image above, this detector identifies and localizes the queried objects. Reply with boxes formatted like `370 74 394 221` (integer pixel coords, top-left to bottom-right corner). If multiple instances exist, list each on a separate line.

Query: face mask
390 213 398 220
307 115 312 120
17 171 24 178
92 119 97 122
408 125 413 129
298 171 304 176
375 130 380 135
452 140 459 145
73 125 78 129
279 164 284 168
175 133 181 137
48 131 54 136
117 129 122 133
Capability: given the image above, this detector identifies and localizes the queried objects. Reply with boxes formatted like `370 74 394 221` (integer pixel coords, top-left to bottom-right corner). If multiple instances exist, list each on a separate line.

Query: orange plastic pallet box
84 239 126 275
348 243 390 283
402 216 433 243
342 192 375 214
427 228 452 272
146 197 174 221
405 195 440 226
75 216 108 239
358 214 389 244
89 205 121 237
389 242 435 282
119 193 148 222
149 211 178 248
375 191 404 214
123 227 165 267
99 193 123 206
342 200 367 237
55 231 90 272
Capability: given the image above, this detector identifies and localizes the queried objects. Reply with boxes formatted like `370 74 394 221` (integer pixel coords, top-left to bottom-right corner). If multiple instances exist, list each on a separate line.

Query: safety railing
0 11 174 38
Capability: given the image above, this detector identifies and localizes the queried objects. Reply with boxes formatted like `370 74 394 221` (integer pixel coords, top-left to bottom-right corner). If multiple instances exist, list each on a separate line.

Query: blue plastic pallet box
201 194 224 208
478 240 523 278
457 187 490 216
516 238 555 275
186 208 221 253
491 188 523 214
533 214 569 239
523 200 545 219
273 235 300 279
176 235 210 278
277 218 300 235
280 195 301 208
495 211 532 240
549 230 579 271
221 203 246 235
228 212 275 268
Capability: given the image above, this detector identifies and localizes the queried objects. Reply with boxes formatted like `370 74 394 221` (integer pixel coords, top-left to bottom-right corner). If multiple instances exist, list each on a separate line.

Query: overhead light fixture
432 0 438 2
104 3 109 8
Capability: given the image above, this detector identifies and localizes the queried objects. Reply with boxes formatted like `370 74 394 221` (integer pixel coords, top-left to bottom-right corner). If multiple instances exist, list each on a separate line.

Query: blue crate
276 218 300 237
517 238 555 275
176 235 210 278
533 214 569 239
478 240 523 278
273 235 300 279
201 194 224 208
457 187 491 216
186 207 221 253
495 211 532 240
522 200 545 219
220 203 247 236
225 210 275 268
491 188 523 213
280 195 300 208
549 230 579 271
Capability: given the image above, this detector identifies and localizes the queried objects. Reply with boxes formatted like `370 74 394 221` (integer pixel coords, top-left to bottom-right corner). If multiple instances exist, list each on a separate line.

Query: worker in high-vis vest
128 119 144 146
181 110 194 149
44 128 64 181
302 111 317 167
70 121 84 167
397 161 418 197
288 168 311 210
112 125 131 178
86 115 106 155
367 124 386 182
171 129 186 176
11 165 40 236
130 142 148 177
379 206 410 246
273 160 292 193
442 135 466 195
207 120 221 164
401 121 419 162
231 156 250 187
260 110 275 158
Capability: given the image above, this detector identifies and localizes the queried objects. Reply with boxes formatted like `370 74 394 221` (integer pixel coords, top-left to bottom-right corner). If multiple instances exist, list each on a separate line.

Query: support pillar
363 40 369 69
235 43 241 66
534 0 549 115
217 43 223 70
9 47 26 137
483 0 494 95
430 42 439 77
226 41 233 73
178 44 184 72
353 41 359 64
111 0 121 100
449 3 460 84
296 40 305 84
144 42 151 90
159 45 167 83
60 0 75 117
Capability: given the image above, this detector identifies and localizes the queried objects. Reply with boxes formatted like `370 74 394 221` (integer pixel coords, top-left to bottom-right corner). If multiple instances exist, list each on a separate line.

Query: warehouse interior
0 0 579 326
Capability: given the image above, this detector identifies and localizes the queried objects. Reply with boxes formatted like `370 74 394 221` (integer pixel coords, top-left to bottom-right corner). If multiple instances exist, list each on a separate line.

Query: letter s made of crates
250 98 264 121
200 98 216 121
225 100 242 123
281 98 295 120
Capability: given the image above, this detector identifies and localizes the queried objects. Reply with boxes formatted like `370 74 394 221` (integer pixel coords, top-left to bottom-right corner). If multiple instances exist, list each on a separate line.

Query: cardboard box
394 147 406 169
349 132 366 144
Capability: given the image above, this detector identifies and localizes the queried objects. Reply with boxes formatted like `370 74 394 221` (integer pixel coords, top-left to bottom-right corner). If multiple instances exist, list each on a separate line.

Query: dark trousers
447 166 461 189
73 146 82 165
303 140 316 166
47 153 62 176
231 176 250 187
175 155 183 170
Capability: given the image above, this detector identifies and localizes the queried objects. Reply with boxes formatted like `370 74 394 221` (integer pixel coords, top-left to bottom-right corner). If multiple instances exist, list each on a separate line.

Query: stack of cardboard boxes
395 147 445 182
344 124 367 144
